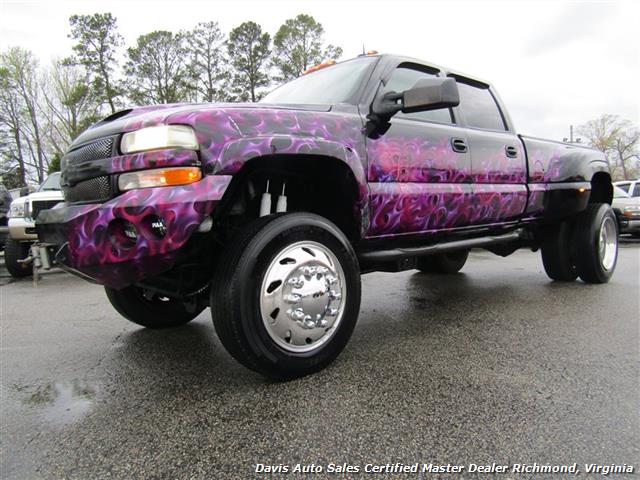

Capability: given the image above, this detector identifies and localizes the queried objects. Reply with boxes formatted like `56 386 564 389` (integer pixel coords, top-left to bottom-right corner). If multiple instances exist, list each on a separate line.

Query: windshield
613 185 630 198
39 172 61 191
260 57 377 105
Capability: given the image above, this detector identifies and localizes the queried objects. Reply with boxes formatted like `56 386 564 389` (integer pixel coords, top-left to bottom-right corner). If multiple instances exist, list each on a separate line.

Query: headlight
118 167 202 191
9 200 26 218
120 125 198 154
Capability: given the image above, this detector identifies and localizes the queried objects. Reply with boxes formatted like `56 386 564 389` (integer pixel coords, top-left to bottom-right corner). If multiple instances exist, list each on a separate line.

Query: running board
358 230 524 266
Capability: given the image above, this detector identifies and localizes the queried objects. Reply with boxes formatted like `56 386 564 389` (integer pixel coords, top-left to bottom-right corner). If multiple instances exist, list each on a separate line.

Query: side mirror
403 77 459 113
371 77 460 121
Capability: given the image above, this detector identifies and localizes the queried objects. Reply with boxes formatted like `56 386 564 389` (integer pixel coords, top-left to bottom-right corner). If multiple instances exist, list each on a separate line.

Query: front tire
210 213 361 379
572 203 618 283
105 285 204 329
5 239 32 278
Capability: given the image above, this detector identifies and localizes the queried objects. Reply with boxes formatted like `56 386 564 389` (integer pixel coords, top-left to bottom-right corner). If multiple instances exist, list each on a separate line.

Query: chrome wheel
259 241 346 353
598 216 617 271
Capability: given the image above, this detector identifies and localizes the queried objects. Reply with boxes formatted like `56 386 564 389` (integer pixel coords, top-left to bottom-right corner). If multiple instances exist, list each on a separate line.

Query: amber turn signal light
118 167 202 191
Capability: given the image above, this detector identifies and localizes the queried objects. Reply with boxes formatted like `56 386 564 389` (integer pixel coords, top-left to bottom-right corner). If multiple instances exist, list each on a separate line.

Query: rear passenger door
452 77 527 225
366 64 473 237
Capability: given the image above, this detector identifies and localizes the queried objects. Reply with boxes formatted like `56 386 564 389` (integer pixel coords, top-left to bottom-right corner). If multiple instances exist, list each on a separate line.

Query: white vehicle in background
612 185 640 238
6 172 64 277
614 179 640 198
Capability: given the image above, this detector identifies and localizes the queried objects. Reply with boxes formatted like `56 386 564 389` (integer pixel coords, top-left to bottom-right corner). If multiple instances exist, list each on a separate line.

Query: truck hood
26 191 64 202
72 102 332 148
613 196 640 209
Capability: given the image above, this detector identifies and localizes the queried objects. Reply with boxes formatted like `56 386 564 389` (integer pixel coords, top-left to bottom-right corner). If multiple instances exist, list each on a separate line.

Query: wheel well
590 172 613 204
214 155 362 242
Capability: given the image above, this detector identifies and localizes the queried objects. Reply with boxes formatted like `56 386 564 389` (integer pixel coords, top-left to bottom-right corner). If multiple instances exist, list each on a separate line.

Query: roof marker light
302 60 336 75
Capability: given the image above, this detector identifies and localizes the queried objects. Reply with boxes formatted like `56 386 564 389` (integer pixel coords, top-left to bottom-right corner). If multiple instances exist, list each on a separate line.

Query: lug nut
287 277 304 288
284 293 301 304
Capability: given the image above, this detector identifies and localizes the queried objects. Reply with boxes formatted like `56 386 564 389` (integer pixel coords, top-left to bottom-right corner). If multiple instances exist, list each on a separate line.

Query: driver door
366 64 472 237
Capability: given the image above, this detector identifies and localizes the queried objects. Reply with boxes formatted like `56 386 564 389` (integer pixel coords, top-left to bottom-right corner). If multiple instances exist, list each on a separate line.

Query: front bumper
8 217 38 241
619 217 640 234
36 175 232 288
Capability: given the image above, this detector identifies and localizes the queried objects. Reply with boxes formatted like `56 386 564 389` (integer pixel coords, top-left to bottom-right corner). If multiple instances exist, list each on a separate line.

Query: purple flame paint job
470 147 527 184
368 183 527 237
39 91 605 288
111 149 199 173
368 136 469 183
50 175 231 288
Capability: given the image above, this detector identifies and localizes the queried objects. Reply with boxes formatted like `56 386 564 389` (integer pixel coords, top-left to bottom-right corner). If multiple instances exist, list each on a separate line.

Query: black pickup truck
37 54 617 378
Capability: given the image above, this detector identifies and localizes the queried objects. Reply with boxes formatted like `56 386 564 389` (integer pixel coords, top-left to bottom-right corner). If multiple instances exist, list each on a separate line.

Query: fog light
123 222 138 241
108 219 138 248
141 215 167 239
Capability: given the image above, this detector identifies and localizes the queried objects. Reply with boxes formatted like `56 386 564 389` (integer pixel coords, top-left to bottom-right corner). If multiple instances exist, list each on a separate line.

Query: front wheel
5 239 32 278
105 285 205 329
210 213 361 379
572 203 618 283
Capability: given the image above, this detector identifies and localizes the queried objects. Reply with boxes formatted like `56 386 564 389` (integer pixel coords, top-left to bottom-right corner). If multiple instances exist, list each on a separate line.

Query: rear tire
5 239 32 278
417 250 469 274
571 203 618 283
105 285 204 329
210 213 361 379
541 221 578 281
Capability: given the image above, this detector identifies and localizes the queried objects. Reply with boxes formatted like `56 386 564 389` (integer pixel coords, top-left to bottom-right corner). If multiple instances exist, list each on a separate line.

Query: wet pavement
1 243 639 479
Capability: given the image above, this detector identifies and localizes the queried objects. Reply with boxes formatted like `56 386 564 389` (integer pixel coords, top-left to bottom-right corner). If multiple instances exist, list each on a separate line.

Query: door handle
505 145 518 158
450 138 468 153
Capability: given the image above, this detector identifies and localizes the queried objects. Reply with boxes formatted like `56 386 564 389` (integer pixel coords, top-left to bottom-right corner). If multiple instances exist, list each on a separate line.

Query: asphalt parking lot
1 243 639 479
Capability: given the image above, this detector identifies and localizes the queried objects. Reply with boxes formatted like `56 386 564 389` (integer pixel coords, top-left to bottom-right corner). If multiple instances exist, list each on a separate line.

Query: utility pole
563 125 581 144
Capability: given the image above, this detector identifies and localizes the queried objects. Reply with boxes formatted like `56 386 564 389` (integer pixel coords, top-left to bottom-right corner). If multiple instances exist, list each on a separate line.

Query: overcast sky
1 0 638 140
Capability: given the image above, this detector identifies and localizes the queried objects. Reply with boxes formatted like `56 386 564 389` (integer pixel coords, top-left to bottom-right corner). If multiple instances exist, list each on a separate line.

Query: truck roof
360 53 493 89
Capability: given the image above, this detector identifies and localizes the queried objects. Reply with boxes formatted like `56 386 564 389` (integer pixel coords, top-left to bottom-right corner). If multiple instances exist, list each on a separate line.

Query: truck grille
62 176 112 203
61 135 118 203
31 200 62 221
64 136 116 166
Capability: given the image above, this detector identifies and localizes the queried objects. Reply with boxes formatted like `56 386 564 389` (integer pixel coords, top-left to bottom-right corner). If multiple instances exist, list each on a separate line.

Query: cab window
383 66 454 125
455 80 507 131
616 182 630 193
613 186 629 198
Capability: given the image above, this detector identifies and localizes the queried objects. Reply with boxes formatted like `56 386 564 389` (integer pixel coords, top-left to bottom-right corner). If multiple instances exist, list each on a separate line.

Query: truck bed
520 134 605 183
